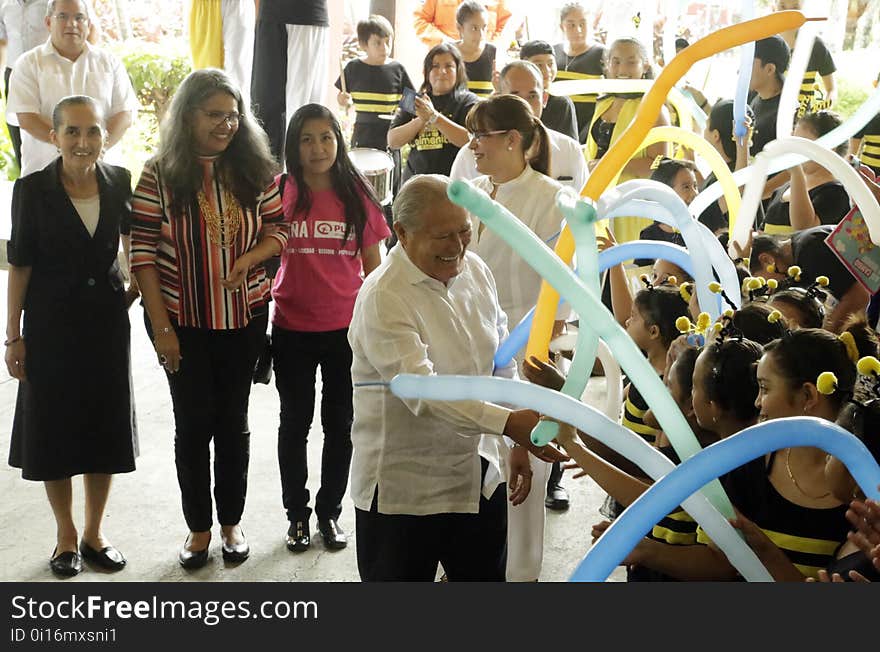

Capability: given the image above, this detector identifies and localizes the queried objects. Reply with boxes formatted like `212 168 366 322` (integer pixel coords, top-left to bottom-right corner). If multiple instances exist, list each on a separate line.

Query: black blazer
7 158 133 313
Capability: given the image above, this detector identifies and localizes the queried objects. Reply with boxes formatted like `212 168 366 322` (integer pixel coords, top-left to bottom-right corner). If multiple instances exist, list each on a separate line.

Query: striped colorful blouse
130 157 287 330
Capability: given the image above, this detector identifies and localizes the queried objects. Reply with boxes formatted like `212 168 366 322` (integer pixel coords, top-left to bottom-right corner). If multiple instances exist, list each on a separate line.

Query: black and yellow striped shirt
697 454 849 579
621 381 660 446
856 113 880 176
553 43 605 143
795 37 836 119
335 59 415 125
465 43 496 98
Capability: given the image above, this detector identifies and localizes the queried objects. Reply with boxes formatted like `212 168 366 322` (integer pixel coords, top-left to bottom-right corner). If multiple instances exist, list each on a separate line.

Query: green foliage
109 39 191 185
835 78 870 122
113 40 191 122
0 96 20 181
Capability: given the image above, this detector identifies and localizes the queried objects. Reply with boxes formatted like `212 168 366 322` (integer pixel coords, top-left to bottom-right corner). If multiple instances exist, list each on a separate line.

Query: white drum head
348 148 394 174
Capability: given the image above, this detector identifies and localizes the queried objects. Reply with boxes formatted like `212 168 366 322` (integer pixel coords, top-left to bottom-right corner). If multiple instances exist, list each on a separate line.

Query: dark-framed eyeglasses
469 129 510 143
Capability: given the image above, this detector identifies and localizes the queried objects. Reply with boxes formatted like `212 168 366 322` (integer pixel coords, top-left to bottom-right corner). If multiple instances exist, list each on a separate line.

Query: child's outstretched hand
522 355 565 391
596 226 617 253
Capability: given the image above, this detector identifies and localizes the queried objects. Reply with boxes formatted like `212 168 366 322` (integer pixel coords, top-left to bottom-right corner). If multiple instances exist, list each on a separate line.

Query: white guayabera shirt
348 245 515 516
7 40 139 176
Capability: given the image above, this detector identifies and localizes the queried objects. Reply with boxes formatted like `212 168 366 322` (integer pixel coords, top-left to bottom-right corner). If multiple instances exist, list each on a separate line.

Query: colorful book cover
825 206 880 294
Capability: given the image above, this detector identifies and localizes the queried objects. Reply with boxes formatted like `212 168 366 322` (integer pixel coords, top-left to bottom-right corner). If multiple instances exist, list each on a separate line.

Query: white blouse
70 194 100 237
471 164 569 330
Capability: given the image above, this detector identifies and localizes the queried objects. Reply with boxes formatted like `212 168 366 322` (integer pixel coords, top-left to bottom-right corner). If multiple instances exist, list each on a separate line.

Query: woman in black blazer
5 95 138 578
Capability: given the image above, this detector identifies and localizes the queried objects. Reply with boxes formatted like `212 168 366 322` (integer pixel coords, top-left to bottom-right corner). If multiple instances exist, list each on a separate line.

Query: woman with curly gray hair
130 68 288 570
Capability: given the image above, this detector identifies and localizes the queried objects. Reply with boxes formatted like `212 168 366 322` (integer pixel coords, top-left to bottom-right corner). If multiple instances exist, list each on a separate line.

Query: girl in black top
455 1 496 98
552 2 605 143
388 43 479 182
762 111 850 234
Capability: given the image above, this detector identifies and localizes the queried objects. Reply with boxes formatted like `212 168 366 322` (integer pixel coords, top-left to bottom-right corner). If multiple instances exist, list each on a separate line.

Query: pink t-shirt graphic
272 178 390 332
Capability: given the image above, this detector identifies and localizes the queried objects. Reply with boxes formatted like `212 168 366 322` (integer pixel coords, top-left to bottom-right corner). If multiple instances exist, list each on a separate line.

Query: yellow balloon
526 10 808 363
550 79 700 131
605 125 741 228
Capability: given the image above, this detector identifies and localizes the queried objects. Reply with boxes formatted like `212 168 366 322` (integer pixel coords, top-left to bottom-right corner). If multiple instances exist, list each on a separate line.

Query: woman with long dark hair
387 42 479 181
273 104 390 552
130 68 287 569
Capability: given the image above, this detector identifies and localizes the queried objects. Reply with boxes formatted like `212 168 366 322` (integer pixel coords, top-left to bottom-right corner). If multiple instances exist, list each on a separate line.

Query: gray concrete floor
0 271 624 582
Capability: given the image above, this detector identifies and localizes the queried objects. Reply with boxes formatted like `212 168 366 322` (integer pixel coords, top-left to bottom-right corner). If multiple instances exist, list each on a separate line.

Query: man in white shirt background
0 0 99 170
348 174 566 582
6 0 136 177
449 60 588 192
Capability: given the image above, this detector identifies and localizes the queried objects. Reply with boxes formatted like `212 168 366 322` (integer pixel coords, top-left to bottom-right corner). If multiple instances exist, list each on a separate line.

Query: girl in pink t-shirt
271 104 390 552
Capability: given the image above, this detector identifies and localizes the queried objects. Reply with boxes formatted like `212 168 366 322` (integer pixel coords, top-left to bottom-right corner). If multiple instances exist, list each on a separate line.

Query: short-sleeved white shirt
7 40 139 176
0 0 49 65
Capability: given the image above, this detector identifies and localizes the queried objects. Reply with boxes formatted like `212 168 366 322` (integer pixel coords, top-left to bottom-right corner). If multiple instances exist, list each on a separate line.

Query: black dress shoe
221 529 250 563
286 520 310 552
178 535 210 569
545 483 570 511
318 518 348 550
80 541 126 571
50 548 83 577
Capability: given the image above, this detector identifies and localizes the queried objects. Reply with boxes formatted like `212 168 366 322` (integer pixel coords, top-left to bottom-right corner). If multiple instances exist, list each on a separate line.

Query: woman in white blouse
465 93 568 582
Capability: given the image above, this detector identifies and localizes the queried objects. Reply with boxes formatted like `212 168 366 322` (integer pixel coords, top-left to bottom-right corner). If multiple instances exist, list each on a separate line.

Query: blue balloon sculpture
571 417 880 582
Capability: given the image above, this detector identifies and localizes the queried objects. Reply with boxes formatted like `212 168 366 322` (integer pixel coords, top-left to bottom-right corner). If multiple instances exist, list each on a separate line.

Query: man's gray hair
499 60 544 92
392 174 452 232
47 0 92 19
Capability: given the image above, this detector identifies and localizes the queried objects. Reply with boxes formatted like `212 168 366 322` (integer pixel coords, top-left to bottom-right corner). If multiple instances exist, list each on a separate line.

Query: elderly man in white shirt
348 174 566 582
6 0 137 177
450 60 588 192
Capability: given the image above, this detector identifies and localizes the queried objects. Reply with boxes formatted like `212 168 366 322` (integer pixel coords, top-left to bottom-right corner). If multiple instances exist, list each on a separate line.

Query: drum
348 148 394 205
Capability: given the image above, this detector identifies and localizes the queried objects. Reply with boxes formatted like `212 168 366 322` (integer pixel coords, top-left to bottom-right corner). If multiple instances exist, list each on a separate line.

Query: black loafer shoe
80 541 126 571
50 548 83 577
318 518 348 550
222 530 250 563
286 520 310 552
545 483 570 511
178 536 210 570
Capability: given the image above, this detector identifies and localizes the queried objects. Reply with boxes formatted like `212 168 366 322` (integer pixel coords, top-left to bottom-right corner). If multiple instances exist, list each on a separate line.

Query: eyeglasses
469 129 509 143
52 13 89 25
198 109 241 126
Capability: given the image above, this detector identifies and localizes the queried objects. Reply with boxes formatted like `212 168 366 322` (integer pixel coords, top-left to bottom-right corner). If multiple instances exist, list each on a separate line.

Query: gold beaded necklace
197 187 242 248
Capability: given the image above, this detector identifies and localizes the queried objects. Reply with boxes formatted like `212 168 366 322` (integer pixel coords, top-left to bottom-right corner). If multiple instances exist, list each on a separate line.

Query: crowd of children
325 0 880 582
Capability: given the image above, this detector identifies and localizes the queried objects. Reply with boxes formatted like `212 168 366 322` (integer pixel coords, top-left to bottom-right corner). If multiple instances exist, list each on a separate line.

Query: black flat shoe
221 528 250 563
286 520 310 552
318 518 348 550
50 548 82 577
178 535 210 570
80 541 126 571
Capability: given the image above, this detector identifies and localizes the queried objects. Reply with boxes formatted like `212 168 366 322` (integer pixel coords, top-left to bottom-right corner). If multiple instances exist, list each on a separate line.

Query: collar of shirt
388 240 462 291
489 162 536 195
41 37 90 61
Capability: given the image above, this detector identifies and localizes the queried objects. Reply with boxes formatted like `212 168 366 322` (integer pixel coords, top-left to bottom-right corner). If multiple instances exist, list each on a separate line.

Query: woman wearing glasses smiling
130 69 288 570
465 93 567 583
388 42 479 183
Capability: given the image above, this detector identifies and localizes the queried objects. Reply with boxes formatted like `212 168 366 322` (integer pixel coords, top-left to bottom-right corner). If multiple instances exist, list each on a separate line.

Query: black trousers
4 67 22 170
147 313 267 531
250 21 288 159
355 459 508 582
272 326 353 523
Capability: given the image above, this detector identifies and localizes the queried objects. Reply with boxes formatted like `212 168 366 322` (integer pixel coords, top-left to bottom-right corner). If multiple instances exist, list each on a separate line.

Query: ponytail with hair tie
839 331 859 364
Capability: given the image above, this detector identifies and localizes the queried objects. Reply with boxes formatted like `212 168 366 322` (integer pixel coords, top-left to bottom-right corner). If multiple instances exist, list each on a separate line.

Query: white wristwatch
426 111 439 126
